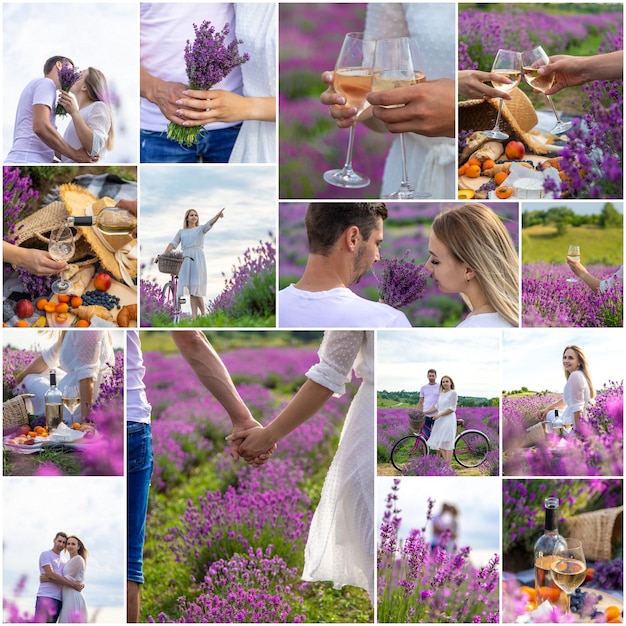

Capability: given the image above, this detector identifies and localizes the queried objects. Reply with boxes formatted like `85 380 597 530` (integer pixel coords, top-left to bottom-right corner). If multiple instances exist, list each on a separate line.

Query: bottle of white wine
44 370 63 431
68 207 136 235
534 497 566 608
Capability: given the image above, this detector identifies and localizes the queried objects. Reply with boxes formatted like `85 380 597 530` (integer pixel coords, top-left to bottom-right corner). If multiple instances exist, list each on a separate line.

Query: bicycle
390 412 490 473
157 253 193 323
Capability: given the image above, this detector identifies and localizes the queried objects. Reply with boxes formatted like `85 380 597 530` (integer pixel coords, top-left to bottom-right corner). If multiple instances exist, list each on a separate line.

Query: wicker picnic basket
564 506 623 562
407 410 426 433
3 394 35 433
157 253 184 275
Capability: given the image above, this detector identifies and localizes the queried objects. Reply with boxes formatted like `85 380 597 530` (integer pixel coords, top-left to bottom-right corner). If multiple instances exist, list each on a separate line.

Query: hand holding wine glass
48 226 75 295
483 49 522 140
522 46 573 134
551 538 586 614
323 32 375 189
566 245 580 283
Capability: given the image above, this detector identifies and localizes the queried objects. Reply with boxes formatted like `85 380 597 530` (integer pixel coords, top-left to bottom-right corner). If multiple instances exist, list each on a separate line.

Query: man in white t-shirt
278 203 411 329
5 56 94 164
411 368 439 434
139 3 243 163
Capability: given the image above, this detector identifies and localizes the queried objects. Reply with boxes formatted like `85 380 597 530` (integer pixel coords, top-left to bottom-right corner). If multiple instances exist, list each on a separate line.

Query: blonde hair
432 203 519 327
67 535 89 565
84 67 114 151
183 209 200 229
563 345 596 399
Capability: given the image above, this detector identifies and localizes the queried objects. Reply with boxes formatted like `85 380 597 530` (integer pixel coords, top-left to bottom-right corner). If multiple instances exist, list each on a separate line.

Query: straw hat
60 183 137 283
459 87 554 155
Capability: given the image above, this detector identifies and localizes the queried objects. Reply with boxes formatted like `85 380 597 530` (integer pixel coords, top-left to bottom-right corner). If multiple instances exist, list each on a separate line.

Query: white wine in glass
483 49 522 140
522 46 573 134
62 384 80 426
49 226 75 295
566 244 580 282
323 32 375 189
551 538 586 614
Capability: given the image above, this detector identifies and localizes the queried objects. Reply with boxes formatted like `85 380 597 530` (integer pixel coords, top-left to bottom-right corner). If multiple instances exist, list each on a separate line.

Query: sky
3 2 139 162
501 327 624 393
521 201 623 215
3 477 125 619
377 329 502 398
376 477 500 567
139 165 277 311
3 329 126 351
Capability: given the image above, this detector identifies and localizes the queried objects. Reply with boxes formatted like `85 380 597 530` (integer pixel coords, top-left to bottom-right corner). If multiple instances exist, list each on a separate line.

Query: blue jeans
34 597 62 623
127 422 153 584
140 124 241 163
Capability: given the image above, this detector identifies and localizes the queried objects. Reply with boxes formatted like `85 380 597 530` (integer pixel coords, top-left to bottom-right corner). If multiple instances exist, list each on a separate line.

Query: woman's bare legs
441 448 453 464
190 295 205 319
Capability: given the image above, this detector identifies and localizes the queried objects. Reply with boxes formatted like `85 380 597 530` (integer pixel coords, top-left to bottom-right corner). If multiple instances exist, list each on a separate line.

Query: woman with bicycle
424 375 458 466
161 207 225 319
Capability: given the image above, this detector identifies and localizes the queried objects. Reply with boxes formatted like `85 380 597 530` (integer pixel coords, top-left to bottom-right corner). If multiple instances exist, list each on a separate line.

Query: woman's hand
458 70 513 101
58 91 80 116
229 426 277 466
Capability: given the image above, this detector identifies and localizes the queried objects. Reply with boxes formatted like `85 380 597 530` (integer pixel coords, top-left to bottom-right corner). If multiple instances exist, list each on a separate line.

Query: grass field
522 225 623 264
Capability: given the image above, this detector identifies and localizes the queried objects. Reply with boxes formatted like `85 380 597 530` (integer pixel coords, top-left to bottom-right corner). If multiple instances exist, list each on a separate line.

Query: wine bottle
534 497 566 607
44 370 63 431
67 207 136 235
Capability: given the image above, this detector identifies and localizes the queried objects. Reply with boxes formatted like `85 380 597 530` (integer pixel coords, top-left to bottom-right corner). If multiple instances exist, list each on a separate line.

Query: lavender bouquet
55 64 81 117
167 20 250 147
376 250 428 309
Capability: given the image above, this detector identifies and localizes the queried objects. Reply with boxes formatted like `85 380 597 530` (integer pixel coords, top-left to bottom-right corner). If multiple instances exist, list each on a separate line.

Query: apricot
36 298 49 311
458 163 469 176
55 303 69 314
55 313 68 324
465 164 481 178
467 157 481 168
16 320 29 327
605 606 621 622
76 319 90 328
496 185 514 199
71 296 83 308
494 171 509 185
482 159 496 172
72 422 82 430
57 294 71 303
44 302 57 313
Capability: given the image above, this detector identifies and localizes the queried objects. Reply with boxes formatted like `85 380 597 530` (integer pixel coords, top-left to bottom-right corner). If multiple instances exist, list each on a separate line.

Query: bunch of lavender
593 558 623 590
376 250 428 309
3 167 38 241
167 21 250 147
55 64 81 117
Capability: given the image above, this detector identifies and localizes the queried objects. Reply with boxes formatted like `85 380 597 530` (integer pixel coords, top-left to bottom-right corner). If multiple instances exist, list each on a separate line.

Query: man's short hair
428 369 437 375
305 202 388 255
43 56 74 75
54 532 68 541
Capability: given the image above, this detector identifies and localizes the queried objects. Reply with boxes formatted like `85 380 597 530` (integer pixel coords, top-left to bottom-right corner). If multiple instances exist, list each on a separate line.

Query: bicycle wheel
454 429 490 468
391 435 428 473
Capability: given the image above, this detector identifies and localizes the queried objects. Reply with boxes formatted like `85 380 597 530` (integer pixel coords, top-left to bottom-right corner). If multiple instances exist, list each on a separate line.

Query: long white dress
229 3 277 163
426 389 457 450
546 370 593 426
18 331 114 417
457 312 515 328
302 330 374 603
58 555 87 623
365 3 456 198
169 222 213 298
61 100 112 162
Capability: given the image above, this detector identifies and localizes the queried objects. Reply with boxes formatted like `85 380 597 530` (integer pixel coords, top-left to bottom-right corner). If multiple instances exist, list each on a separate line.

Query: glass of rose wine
551 538 586 614
566 244 580 283
522 46 573 134
48 226 75 295
372 36 429 199
323 32 375 188
62 384 81 427
483 49 522 140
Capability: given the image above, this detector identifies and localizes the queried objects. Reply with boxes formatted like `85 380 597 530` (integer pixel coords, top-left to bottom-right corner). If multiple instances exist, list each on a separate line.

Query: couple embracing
35 532 88 623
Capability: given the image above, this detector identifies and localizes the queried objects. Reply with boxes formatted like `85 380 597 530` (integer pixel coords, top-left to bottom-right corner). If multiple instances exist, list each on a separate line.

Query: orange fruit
467 157 481 168
71 296 83 308
76 319 90 328
458 163 469 176
55 313 68 324
519 586 536 603
16 320 29 327
496 185 514 199
465 164 481 178
55 303 69 314
585 567 595 582
44 302 57 313
494 171 509 185
539 587 562 604
605 606 621 622
36 298 48 311
72 422 82 430
57 294 71 303
482 159 496 172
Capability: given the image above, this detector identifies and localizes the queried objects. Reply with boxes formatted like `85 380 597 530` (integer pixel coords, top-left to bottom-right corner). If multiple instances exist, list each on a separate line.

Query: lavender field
279 202 518 327
139 333 372 622
502 382 623 476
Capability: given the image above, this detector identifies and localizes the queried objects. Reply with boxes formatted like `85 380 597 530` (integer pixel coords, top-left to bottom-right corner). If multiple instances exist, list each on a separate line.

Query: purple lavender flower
376 250 428 309
167 21 250 147
55 64 81 117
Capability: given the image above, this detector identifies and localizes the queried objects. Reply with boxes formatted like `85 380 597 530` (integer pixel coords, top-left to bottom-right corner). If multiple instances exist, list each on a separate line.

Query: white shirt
600 265 623 293
457 312 514 328
420 383 440 412
126 331 151 424
61 100 111 161
37 549 65 600
278 284 411 328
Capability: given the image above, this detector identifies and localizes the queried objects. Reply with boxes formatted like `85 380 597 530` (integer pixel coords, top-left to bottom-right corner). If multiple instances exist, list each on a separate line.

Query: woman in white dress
425 375 457 465
171 3 276 163
539 345 595 432
57 68 114 162
55 536 88 623
161 208 225 319
424 203 519 327
13 330 114 420
232 331 375 603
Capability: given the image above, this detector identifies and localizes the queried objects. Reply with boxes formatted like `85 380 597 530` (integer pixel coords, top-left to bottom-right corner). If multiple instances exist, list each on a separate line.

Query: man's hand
140 66 187 123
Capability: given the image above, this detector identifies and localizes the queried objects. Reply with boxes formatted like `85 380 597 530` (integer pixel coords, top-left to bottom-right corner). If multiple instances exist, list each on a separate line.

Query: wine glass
323 32 375 188
551 538 586 614
483 49 523 140
62 384 81 426
522 46 573 134
372 37 430 199
566 244 580 283
48 226 75 295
